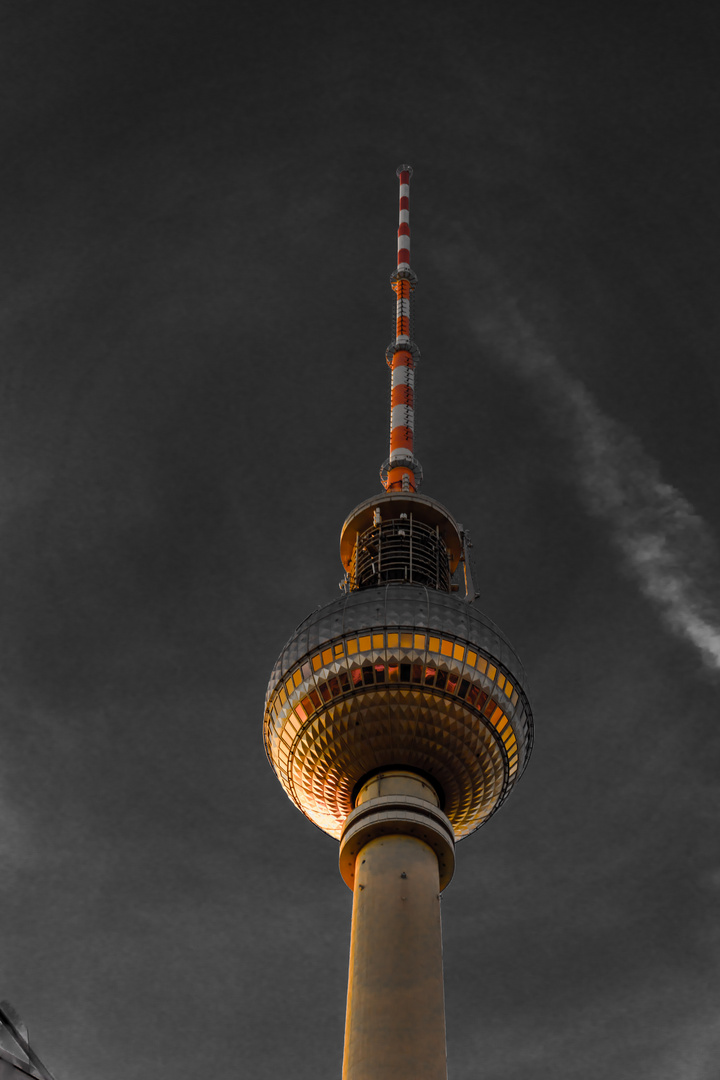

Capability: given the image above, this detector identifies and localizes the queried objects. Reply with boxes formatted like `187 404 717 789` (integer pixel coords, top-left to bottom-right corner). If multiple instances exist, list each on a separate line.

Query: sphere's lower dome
264 585 533 840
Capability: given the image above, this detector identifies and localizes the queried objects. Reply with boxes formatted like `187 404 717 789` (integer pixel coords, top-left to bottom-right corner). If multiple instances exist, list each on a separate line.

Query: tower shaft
343 836 447 1080
340 771 453 1080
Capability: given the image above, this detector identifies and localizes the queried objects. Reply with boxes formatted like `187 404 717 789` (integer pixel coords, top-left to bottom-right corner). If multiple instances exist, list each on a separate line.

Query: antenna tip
396 164 413 179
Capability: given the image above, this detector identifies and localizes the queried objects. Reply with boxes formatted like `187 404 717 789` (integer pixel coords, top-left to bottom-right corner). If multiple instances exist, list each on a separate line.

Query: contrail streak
472 306 720 672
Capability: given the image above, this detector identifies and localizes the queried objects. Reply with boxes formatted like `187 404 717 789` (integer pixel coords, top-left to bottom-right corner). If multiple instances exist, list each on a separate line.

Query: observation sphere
264 570 533 842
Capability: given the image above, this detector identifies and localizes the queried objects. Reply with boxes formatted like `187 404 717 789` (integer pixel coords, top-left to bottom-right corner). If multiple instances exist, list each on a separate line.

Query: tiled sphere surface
264 585 533 841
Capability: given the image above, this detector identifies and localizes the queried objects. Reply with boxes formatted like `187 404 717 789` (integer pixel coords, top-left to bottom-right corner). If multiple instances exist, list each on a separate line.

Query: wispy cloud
471 304 720 672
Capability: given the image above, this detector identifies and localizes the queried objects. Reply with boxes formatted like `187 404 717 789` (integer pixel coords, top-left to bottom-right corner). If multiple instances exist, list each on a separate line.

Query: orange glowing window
492 707 506 728
467 650 477 666
293 669 302 688
279 688 286 705
281 720 296 743
388 664 399 682
322 648 333 665
351 668 363 687
414 634 426 649
295 703 307 722
301 696 314 717
497 673 505 690
441 639 453 657
359 635 372 651
372 633 384 649
347 638 358 655
312 654 322 672
476 657 488 674
484 697 496 717
285 679 294 697
487 664 497 681
453 643 465 661
505 681 513 698
335 643 344 657
309 690 321 709
387 633 399 648
501 727 515 746
401 633 413 648
428 636 440 652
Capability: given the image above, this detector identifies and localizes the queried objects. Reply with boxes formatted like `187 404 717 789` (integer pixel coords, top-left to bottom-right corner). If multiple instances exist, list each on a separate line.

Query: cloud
471 305 720 673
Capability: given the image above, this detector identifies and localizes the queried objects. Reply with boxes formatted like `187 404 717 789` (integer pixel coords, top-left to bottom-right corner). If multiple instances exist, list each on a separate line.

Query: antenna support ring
386 341 421 366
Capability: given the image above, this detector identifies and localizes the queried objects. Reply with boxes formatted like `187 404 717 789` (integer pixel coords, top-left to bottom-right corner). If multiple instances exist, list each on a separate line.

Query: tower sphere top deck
339 491 464 577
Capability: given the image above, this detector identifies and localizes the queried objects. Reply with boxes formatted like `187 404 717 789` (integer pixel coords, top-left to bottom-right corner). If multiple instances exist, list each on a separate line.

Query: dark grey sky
2 2 720 1078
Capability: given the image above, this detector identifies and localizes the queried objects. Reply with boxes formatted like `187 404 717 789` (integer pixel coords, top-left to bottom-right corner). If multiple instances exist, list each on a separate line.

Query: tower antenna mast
382 164 422 493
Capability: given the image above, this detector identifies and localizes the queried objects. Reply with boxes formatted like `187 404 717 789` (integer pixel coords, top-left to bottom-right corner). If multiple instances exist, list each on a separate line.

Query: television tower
264 166 534 1080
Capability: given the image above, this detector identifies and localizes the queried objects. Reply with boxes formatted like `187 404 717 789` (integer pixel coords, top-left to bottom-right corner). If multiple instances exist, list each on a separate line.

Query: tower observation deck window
350 517 451 591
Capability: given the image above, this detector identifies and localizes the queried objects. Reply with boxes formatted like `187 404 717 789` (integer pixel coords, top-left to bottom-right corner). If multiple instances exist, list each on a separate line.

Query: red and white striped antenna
381 164 422 493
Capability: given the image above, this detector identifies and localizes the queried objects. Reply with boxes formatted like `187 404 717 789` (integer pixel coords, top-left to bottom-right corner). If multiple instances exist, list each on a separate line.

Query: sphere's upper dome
264 585 533 841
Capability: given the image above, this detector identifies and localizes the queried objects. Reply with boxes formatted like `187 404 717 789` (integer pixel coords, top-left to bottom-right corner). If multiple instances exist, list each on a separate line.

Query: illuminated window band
265 629 530 784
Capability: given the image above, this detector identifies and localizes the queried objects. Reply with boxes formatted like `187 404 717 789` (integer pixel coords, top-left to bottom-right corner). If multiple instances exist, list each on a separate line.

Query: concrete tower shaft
341 773 451 1080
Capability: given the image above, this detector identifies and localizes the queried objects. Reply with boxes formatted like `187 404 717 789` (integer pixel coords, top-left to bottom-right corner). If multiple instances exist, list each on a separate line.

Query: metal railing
350 516 451 591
